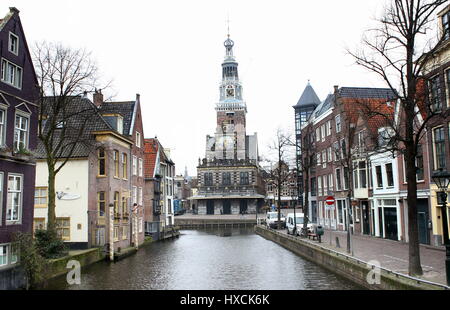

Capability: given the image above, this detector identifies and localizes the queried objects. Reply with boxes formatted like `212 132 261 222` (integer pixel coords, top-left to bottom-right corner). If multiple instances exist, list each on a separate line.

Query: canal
46 228 361 290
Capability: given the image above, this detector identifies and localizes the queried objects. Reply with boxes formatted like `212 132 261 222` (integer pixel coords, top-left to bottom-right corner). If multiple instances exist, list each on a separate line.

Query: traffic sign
326 196 335 205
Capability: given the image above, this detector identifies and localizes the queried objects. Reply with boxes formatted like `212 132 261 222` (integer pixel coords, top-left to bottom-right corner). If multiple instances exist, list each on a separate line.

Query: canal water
46 228 361 290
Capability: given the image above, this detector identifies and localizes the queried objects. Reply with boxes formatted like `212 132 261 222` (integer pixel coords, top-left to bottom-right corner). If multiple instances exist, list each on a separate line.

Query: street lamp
431 168 450 286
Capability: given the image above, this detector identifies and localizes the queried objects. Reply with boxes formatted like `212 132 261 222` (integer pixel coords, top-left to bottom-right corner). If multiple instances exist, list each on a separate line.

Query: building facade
192 35 265 215
0 7 39 289
422 4 450 246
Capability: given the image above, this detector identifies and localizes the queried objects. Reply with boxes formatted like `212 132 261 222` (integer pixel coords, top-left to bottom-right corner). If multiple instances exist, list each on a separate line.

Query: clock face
226 85 235 97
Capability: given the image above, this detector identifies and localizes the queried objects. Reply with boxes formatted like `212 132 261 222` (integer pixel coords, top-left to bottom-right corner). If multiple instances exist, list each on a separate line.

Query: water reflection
45 228 361 290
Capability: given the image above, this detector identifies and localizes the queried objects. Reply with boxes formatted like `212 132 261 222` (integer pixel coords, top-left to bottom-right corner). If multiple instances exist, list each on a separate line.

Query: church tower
206 35 252 161
193 34 265 216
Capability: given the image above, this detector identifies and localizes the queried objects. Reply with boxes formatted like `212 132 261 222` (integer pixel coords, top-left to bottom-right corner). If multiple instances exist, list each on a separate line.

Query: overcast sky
2 0 406 175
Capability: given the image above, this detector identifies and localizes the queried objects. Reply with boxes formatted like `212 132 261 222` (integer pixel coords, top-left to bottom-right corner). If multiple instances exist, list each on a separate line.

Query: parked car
266 212 286 229
286 213 313 236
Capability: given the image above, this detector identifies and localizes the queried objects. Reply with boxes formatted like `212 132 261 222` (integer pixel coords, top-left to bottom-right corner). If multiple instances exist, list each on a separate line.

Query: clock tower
206 35 248 161
193 34 265 216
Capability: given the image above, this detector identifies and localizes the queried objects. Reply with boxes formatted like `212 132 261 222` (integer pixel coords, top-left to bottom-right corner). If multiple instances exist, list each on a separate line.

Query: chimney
93 89 103 107
333 85 339 94
136 93 140 103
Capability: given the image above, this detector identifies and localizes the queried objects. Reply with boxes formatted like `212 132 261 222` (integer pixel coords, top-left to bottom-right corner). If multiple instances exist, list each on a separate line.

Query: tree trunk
405 144 423 276
47 162 57 232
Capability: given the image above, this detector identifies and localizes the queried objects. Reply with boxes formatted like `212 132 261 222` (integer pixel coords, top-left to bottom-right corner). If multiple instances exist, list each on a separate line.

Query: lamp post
431 168 450 286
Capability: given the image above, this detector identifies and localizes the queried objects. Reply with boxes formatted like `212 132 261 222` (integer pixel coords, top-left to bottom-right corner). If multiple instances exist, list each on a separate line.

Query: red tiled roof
144 138 158 178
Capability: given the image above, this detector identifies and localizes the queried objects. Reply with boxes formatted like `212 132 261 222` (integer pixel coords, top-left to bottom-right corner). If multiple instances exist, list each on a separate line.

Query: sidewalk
304 229 446 285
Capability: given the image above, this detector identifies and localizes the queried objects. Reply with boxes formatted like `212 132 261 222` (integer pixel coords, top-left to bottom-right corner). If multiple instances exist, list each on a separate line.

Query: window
321 125 325 142
354 169 359 189
323 175 328 195
318 176 322 196
222 172 231 186
14 114 28 151
326 120 332 136
114 192 119 216
433 127 446 170
122 153 128 179
240 172 249 185
122 226 128 240
316 127 320 142
443 10 450 40
334 141 340 161
375 166 383 188
7 174 22 222
386 163 394 187
337 200 344 224
117 116 123 134
33 218 45 233
328 173 334 192
9 32 19 55
447 70 450 107
335 168 342 191
341 138 346 159
114 150 119 177
430 75 443 112
310 177 317 197
343 167 349 190
136 132 141 148
98 148 106 176
317 153 321 166
322 150 327 168
204 172 213 186
327 147 332 163
0 173 3 221
114 227 119 241
138 158 143 177
132 186 137 205
0 245 7 266
56 218 70 241
335 114 341 133
98 192 105 216
359 162 367 188
34 187 48 208
1 59 22 89
0 108 5 145
132 156 137 176
121 196 127 215
138 187 143 206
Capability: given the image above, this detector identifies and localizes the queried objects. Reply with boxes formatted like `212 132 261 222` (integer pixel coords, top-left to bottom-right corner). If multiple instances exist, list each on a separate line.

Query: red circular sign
326 196 335 205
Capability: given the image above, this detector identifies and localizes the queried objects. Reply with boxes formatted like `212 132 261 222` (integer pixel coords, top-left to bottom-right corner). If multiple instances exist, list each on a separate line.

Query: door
239 200 248 214
417 199 430 245
223 200 231 215
311 201 317 223
362 201 370 235
206 200 215 215
384 208 398 241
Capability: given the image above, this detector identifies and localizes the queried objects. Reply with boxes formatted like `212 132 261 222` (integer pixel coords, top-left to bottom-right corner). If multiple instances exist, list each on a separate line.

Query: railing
257 225 450 290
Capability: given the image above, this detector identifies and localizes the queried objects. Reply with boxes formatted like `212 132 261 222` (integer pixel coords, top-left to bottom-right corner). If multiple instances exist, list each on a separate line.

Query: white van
266 212 286 229
286 213 313 235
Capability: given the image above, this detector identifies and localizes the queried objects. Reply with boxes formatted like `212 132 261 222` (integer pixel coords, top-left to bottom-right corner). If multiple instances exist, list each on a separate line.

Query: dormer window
9 32 19 55
117 116 123 134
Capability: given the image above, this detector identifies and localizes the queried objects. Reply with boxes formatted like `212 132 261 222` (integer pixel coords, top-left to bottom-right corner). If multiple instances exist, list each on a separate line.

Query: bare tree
33 42 111 231
266 128 296 230
348 0 448 276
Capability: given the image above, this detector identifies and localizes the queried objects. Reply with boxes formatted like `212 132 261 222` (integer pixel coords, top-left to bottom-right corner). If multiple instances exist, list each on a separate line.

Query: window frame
8 32 19 55
1 58 23 89
98 148 106 177
122 153 128 180
138 158 143 177
55 217 70 241
6 173 23 223
335 114 341 133
98 191 106 217
0 106 6 146
132 155 137 176
34 187 48 208
113 150 120 178
13 112 29 151
432 126 446 170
